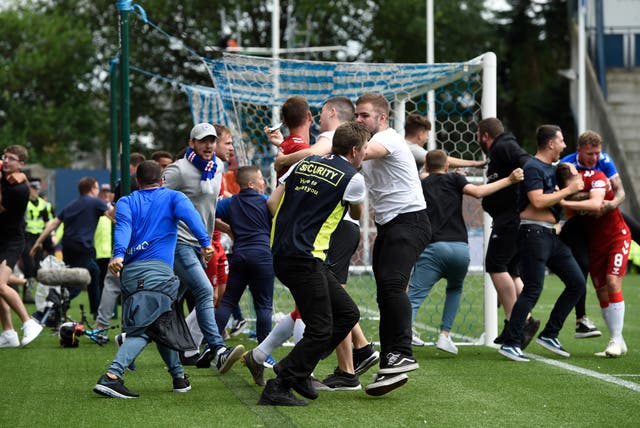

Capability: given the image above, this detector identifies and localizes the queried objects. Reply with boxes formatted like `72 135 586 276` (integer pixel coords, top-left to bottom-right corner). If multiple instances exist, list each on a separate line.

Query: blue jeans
215 252 274 343
504 224 585 347
174 242 225 350
108 333 182 379
408 241 469 332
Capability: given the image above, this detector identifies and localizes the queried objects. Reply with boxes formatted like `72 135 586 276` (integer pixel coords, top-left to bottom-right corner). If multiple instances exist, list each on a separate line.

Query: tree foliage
0 0 576 167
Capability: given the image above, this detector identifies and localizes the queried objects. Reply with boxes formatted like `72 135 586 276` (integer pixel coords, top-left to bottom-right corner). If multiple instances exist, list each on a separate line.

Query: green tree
0 6 100 167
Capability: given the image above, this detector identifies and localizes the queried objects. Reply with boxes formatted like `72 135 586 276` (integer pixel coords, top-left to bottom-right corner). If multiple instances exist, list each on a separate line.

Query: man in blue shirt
93 160 213 398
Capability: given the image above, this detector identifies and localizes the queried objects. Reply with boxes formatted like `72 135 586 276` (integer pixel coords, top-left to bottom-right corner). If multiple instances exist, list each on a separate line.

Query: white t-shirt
361 127 426 225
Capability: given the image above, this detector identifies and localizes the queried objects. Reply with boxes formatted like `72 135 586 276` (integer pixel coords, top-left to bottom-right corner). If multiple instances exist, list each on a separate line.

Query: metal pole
426 0 436 151
578 0 587 133
270 0 281 192
117 1 131 196
481 52 498 346
109 58 119 191
595 0 607 98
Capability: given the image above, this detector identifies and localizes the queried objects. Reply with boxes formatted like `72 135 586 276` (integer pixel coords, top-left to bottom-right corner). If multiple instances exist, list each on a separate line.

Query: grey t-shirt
163 157 223 246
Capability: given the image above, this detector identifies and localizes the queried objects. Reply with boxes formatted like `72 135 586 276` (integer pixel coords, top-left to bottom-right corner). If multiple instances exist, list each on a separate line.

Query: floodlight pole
270 0 281 192
117 0 131 196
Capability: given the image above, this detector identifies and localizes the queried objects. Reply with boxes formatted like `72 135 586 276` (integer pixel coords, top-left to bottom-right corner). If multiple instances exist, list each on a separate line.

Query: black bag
145 303 197 352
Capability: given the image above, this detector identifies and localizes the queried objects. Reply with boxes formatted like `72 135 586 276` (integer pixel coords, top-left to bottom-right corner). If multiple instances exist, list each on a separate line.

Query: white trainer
0 329 20 348
604 339 622 358
436 333 458 355
21 319 43 347
411 330 426 347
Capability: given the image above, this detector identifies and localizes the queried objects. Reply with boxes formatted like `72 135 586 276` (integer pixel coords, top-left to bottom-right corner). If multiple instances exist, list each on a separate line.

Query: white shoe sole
93 384 138 399
536 338 570 358
378 362 419 375
498 348 529 362
365 373 408 396
354 351 380 377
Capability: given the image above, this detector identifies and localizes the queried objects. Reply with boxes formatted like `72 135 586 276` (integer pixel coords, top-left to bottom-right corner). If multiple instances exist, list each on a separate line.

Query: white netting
198 53 491 345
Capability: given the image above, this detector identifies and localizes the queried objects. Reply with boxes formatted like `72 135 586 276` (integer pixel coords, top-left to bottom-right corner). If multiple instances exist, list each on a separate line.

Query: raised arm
463 168 523 199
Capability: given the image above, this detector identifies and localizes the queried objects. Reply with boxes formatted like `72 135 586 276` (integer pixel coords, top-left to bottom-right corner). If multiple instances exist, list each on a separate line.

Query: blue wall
53 169 110 214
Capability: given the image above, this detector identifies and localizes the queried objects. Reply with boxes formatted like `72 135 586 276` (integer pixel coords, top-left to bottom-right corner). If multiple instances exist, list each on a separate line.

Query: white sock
293 318 306 344
607 301 625 341
253 314 295 364
184 309 203 358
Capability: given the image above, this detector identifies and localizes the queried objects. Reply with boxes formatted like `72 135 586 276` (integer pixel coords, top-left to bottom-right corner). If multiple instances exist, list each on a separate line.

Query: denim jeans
373 209 431 358
504 224 585 347
108 333 182 379
174 242 225 350
408 241 469 332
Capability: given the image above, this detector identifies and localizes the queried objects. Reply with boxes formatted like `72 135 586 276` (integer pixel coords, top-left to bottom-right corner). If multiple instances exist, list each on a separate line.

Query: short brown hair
332 122 370 156
578 130 602 148
236 165 260 188
214 124 231 138
405 114 431 137
151 150 173 162
281 96 310 129
130 152 146 167
477 118 504 139
137 160 163 186
426 149 448 171
556 162 574 189
535 124 561 148
4 145 28 163
78 177 98 196
325 97 355 122
356 93 390 116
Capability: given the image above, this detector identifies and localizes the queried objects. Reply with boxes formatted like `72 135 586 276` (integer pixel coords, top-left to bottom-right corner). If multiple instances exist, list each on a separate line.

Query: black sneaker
214 345 245 374
289 376 319 400
521 317 541 350
196 345 213 368
318 368 361 391
378 352 418 375
242 350 265 386
493 319 508 345
353 343 380 377
173 374 191 393
364 373 408 396
180 352 201 366
93 374 139 399
575 317 602 339
230 318 248 337
258 379 308 406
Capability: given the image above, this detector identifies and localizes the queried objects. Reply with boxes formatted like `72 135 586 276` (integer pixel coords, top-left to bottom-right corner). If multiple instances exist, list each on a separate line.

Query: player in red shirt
558 163 630 357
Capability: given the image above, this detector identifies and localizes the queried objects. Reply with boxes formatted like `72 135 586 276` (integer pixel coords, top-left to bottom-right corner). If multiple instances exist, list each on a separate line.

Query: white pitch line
526 353 640 392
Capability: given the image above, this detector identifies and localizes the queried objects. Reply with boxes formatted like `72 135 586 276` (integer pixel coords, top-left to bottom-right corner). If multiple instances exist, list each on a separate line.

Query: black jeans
62 241 101 317
274 256 359 383
505 224 585 347
373 209 431 358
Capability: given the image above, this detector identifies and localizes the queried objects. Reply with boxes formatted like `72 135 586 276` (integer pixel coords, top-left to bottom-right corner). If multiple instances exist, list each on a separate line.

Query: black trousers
274 256 359 383
372 209 431 358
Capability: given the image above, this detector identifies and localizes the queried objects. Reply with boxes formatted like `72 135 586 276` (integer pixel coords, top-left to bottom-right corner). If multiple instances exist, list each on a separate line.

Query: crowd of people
0 92 636 405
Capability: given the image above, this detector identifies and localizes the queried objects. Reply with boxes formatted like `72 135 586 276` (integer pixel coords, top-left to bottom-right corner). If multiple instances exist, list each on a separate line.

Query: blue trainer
536 336 570 357
498 344 529 362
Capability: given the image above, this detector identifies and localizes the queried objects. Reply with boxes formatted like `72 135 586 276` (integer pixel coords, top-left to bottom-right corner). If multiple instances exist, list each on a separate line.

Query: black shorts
325 219 361 284
485 224 519 276
0 237 25 270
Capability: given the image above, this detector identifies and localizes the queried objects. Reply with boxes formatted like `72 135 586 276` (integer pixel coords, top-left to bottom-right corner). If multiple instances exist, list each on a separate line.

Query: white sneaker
604 339 622 358
619 337 628 355
436 333 458 355
21 319 43 346
411 330 425 347
0 329 20 348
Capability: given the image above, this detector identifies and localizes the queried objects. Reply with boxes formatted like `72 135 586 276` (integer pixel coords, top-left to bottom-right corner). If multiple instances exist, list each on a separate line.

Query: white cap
190 123 218 140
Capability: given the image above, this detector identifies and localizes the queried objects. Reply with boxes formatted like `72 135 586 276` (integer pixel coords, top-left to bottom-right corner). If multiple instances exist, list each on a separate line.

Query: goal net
193 52 498 347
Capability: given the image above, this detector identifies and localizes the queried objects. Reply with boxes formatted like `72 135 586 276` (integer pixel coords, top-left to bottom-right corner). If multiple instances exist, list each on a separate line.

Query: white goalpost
188 52 498 346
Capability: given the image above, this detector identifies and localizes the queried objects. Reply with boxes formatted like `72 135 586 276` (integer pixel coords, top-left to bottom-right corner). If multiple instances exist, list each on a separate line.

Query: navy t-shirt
58 195 109 249
519 157 562 223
